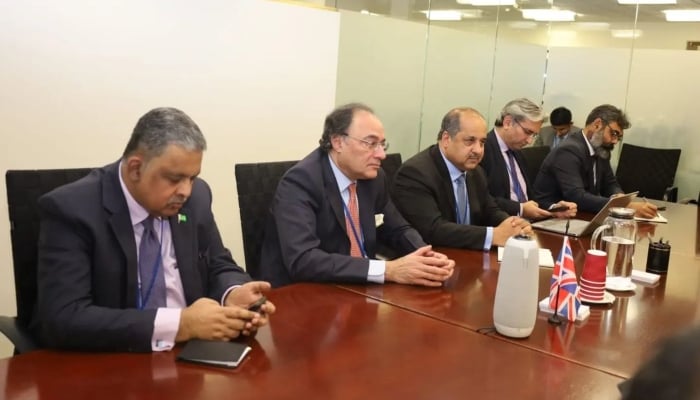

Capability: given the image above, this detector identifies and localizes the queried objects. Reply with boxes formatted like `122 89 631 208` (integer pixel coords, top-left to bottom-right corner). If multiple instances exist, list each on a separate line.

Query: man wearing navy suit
34 107 275 352
260 103 454 288
391 107 530 251
533 104 657 218
481 98 576 219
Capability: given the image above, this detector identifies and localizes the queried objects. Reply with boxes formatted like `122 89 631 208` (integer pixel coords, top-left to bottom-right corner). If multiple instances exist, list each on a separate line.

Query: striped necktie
346 183 362 257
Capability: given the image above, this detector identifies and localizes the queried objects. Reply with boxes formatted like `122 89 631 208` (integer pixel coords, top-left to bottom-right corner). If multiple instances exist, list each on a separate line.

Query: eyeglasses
514 119 538 138
606 124 624 141
343 134 389 152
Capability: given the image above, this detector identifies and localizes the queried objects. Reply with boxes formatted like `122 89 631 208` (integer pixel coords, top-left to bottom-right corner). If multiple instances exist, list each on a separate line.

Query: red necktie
346 183 362 257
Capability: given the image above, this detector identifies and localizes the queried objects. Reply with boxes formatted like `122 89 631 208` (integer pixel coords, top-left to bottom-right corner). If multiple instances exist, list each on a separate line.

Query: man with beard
391 107 530 251
533 104 656 218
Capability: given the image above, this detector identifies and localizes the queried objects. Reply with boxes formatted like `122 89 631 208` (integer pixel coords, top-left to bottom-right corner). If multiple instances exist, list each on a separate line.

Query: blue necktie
139 217 167 309
455 173 470 225
506 150 527 202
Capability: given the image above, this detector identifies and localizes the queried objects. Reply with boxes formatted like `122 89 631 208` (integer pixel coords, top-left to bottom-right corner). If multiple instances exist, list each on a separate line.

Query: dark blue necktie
139 217 167 309
506 150 527 202
455 173 470 225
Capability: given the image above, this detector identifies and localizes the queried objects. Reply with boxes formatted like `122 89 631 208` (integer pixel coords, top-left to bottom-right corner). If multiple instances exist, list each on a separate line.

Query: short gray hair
494 98 545 127
122 107 207 160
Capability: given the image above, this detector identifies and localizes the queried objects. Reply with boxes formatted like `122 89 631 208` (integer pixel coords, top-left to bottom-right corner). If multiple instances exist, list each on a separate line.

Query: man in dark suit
391 107 530 251
481 98 577 219
33 107 275 352
533 104 657 217
533 106 579 148
260 103 454 288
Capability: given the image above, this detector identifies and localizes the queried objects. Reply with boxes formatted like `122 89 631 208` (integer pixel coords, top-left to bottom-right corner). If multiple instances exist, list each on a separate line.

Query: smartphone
248 296 267 313
548 205 569 213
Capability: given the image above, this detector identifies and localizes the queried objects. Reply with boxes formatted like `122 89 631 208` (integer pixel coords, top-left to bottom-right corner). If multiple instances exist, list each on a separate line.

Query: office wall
0 0 339 357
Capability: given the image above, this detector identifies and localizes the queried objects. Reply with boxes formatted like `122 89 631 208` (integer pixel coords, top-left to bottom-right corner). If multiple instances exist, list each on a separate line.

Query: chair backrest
235 161 298 279
520 146 551 185
615 143 682 201
5 168 94 326
381 153 402 188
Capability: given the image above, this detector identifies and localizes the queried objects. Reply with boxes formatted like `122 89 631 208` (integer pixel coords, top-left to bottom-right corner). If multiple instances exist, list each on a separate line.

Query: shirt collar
493 129 510 153
438 147 465 182
118 159 152 227
580 130 595 156
328 154 354 192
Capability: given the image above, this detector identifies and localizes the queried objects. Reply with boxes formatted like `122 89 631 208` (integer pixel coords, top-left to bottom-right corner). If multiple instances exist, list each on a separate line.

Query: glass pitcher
590 207 637 285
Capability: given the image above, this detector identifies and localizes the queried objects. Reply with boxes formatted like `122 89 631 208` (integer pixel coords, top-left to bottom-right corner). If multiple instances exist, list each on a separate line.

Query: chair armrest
0 316 38 354
664 186 678 203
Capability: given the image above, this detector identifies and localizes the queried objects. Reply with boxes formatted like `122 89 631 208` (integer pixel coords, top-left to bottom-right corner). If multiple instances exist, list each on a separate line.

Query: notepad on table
177 339 251 368
498 247 555 268
634 213 667 223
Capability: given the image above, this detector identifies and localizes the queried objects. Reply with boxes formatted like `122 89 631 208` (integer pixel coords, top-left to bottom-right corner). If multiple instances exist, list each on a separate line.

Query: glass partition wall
300 0 699 200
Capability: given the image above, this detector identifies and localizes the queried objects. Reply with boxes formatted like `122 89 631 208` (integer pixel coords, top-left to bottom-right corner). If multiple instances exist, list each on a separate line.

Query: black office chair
380 153 403 188
2 168 94 354
520 146 550 185
615 143 681 201
235 160 298 279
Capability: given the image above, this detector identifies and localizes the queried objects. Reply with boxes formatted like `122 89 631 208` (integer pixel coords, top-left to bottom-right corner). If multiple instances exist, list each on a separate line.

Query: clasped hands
176 281 276 343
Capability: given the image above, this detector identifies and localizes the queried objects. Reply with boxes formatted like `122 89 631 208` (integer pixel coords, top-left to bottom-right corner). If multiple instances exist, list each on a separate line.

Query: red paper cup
581 250 607 285
580 277 606 289
579 287 604 301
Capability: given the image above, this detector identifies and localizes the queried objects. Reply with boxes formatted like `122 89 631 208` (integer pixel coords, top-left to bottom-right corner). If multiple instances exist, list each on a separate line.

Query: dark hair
122 107 206 160
621 326 700 400
550 107 573 125
585 104 631 129
494 98 545 127
319 103 374 152
437 107 485 140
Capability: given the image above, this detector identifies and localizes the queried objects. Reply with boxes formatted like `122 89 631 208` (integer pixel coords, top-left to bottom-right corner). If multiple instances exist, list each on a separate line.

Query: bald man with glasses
260 103 454 288
533 104 657 218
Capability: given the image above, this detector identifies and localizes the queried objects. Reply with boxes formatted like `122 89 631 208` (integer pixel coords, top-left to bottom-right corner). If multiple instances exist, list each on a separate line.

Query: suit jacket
391 145 509 250
533 125 579 148
480 130 531 216
33 161 250 352
260 148 425 288
533 131 622 213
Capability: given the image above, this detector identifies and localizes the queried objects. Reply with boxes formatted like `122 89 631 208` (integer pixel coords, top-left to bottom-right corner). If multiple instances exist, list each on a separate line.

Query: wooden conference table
1 284 622 400
1 202 695 399
339 201 700 378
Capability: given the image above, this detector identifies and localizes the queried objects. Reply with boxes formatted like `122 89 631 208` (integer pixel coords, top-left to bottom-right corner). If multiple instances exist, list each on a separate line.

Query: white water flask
493 235 539 338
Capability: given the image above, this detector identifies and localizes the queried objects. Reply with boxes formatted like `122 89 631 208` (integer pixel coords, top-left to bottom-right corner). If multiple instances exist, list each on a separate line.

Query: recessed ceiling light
662 9 700 21
420 9 484 21
521 9 576 22
456 0 516 5
617 0 676 4
611 29 643 38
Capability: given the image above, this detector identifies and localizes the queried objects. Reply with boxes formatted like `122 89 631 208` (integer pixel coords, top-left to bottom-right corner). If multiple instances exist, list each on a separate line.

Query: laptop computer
531 192 638 237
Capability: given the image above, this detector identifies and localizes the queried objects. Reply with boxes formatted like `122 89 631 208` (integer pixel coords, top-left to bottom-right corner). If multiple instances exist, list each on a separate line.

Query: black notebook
176 339 252 368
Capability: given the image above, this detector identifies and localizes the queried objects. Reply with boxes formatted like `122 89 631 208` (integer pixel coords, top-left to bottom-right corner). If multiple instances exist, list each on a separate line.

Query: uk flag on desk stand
548 236 581 322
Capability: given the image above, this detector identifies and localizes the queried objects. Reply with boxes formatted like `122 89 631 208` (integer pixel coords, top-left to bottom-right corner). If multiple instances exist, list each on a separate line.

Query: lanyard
341 200 368 258
137 219 164 310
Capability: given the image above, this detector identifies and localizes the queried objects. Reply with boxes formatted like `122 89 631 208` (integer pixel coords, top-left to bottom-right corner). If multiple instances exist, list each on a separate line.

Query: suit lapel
169 206 199 304
429 145 458 220
103 162 139 308
321 154 347 230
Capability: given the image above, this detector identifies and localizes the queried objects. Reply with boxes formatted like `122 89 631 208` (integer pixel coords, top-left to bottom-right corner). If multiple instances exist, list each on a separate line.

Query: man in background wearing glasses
533 104 657 218
481 98 577 220
260 103 455 288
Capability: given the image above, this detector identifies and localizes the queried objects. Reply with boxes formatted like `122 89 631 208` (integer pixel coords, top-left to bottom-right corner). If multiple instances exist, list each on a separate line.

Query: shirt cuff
483 227 494 251
368 260 385 284
518 203 523 217
152 308 181 351
220 285 242 306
